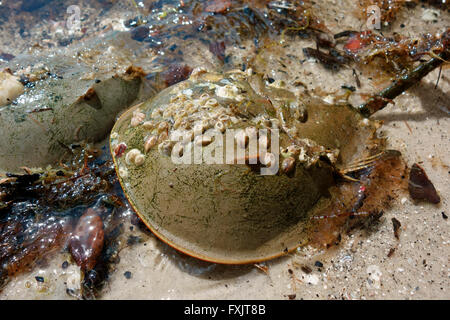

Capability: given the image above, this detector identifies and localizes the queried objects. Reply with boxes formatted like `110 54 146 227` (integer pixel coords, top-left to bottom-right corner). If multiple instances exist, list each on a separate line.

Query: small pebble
130 25 150 42
35 276 44 283
127 235 142 246
301 266 312 274
62 261 69 269
124 271 132 279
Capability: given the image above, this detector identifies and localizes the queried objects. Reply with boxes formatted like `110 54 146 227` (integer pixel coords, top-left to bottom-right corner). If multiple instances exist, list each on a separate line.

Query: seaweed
357 49 449 117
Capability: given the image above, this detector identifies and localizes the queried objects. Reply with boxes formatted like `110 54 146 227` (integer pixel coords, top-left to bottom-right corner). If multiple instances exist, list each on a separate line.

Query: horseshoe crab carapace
109 50 446 264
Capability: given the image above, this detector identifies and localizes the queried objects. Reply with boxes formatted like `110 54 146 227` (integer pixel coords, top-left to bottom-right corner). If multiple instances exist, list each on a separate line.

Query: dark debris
408 163 441 204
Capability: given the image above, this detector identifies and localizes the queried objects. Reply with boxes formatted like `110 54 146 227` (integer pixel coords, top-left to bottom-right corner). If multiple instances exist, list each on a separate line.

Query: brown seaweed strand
358 50 449 117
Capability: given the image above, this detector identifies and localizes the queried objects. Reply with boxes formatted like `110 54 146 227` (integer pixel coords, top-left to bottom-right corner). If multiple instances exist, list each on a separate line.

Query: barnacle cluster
111 69 340 176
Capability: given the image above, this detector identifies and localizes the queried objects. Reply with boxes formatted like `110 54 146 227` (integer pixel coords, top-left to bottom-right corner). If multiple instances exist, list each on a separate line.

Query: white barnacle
218 114 230 122
158 141 173 156
182 88 193 96
215 84 244 101
118 166 128 178
131 109 146 127
158 131 169 142
326 152 336 163
323 95 335 105
195 135 213 147
286 126 298 138
134 154 145 166
205 98 218 108
144 135 158 153
151 108 162 119
181 118 193 130
268 79 285 89
298 147 308 162
282 157 296 174
173 117 183 129
126 149 141 165
422 8 440 22
173 110 187 129
110 132 119 139
255 116 271 128
158 121 169 133
186 103 198 114
287 144 301 156
142 121 155 130
163 108 174 118
326 149 340 164
229 116 239 124
169 93 183 103
214 121 225 133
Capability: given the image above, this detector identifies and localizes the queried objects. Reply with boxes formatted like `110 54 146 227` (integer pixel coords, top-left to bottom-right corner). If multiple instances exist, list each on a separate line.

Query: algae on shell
0 32 148 173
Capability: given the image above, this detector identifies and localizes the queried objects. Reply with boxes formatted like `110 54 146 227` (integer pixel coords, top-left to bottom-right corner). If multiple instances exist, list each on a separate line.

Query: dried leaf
408 163 440 204
392 217 401 240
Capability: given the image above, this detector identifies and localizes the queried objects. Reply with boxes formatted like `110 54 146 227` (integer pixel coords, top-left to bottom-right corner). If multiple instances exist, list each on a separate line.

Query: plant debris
254 263 269 275
303 47 348 71
392 217 401 240
69 208 105 271
387 247 396 258
301 265 312 274
408 163 441 204
209 41 226 62
310 151 407 247
339 28 449 71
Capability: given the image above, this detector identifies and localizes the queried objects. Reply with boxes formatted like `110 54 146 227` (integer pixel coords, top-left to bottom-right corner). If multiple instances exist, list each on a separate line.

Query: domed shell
110 71 375 264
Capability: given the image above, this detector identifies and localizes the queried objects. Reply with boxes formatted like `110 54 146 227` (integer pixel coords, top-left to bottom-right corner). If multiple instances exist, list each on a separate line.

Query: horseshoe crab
108 69 379 264
109 33 448 263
